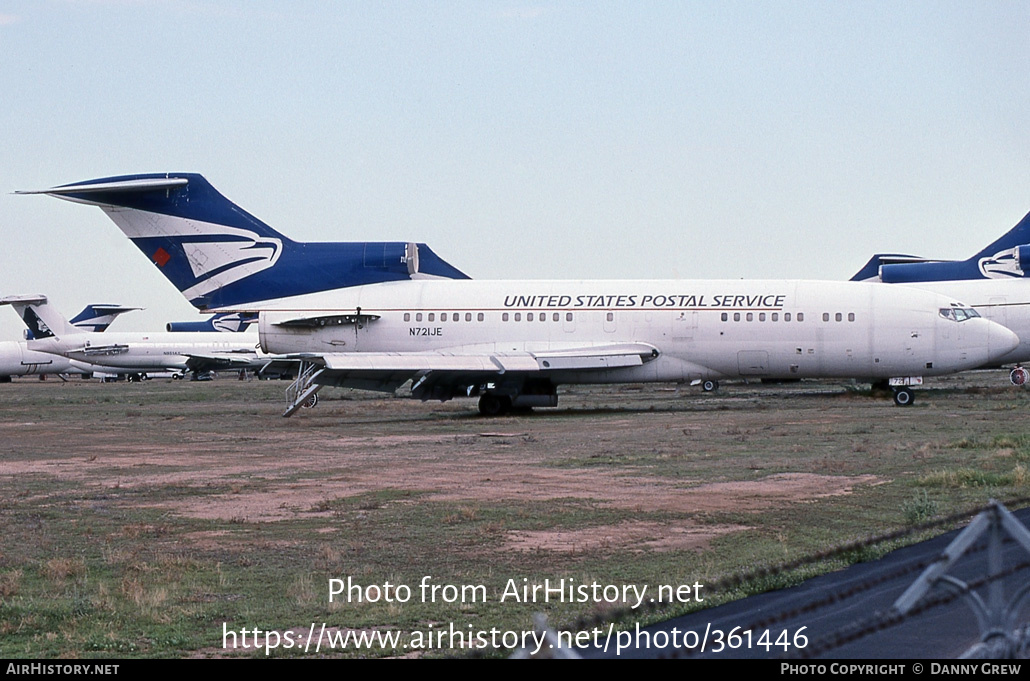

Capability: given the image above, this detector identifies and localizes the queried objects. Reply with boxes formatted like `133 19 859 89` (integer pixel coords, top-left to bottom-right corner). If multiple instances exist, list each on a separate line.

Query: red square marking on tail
153 247 171 267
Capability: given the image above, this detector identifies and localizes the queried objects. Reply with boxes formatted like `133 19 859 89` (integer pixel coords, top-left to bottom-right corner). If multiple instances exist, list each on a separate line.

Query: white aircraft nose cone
989 322 1020 364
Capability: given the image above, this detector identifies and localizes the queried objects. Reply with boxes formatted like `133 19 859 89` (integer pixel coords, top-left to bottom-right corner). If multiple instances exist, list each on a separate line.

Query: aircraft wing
184 353 264 372
307 343 660 396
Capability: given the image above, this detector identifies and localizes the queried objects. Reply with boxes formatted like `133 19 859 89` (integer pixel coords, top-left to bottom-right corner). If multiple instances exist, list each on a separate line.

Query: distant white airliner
0 295 268 380
0 303 138 381
20 174 1020 413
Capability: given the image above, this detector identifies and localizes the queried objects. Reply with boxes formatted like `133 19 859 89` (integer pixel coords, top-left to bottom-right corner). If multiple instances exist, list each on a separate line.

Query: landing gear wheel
301 392 319 409
1010 367 1029 386
702 380 719 392
892 387 914 407
478 394 512 416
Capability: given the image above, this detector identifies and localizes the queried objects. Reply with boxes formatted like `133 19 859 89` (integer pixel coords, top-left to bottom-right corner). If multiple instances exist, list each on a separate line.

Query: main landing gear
478 394 513 416
475 381 557 416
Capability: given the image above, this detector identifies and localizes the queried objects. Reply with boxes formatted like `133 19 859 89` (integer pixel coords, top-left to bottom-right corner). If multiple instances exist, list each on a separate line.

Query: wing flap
317 342 657 374
184 353 261 371
322 353 508 372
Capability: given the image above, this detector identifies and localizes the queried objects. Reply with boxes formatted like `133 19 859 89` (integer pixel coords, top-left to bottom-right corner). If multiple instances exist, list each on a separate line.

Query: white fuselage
0 341 85 377
0 341 136 378
256 279 1017 384
884 278 1030 365
26 330 262 372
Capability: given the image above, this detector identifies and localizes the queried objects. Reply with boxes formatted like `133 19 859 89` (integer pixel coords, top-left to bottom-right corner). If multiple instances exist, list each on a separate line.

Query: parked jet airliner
1 295 269 380
20 174 1020 413
0 303 138 381
852 210 1030 372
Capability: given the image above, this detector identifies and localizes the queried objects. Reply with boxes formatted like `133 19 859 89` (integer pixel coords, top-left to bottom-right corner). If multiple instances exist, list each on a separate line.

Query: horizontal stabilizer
0 295 47 306
17 177 189 196
850 254 922 281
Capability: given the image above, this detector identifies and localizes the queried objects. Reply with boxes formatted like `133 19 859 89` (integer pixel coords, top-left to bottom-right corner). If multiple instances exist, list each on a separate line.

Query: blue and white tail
19 174 470 310
67 305 140 334
852 210 1030 283
0 296 78 340
166 312 258 333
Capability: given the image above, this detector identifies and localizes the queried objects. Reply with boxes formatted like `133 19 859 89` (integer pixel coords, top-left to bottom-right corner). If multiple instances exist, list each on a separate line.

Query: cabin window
733 312 740 322
515 313 521 322
553 313 559 322
540 314 546 322
746 313 753 322
416 313 423 322
502 313 509 322
772 313 779 322
797 313 804 322
404 313 411 322
721 313 728 322
453 313 460 322
822 313 830 322
848 313 855 322
759 313 766 322
835 312 842 322
784 313 791 322
465 313 471 322
478 313 484 322
566 312 573 322
606 312 614 322
527 312 534 322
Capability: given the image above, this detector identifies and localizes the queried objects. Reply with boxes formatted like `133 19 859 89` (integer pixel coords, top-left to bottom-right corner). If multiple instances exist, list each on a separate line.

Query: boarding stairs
283 361 324 417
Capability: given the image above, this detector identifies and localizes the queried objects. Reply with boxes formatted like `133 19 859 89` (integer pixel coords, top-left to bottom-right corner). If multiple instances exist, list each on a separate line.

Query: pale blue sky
1 1 1028 340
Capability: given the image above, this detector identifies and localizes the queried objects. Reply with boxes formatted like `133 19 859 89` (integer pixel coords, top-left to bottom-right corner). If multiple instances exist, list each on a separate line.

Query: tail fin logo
177 233 282 300
181 236 281 279
100 207 284 303
177 233 283 301
23 308 54 339
211 312 258 333
977 249 1025 279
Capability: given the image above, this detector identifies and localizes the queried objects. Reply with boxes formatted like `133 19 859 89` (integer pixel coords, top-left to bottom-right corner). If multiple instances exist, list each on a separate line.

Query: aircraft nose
986 320 1020 365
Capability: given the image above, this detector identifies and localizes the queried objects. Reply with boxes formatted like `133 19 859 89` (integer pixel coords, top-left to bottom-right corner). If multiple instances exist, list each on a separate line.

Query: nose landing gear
892 387 915 407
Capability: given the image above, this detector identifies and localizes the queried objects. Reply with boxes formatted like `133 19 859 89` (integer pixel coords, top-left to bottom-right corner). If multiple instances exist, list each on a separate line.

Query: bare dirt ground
1 372 1022 551
2 371 1028 657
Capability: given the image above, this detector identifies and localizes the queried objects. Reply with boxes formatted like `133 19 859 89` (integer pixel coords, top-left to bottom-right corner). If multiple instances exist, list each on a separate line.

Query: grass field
1 372 1028 658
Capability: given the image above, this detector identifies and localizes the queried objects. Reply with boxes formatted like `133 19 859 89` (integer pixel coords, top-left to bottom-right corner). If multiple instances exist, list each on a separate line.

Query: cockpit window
939 307 981 322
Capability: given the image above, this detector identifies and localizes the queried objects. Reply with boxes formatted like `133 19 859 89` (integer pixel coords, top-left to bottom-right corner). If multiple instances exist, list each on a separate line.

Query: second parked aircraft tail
852 210 1030 283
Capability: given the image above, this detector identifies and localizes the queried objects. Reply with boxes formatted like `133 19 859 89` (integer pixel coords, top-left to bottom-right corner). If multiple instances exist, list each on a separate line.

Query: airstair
283 361 324 417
